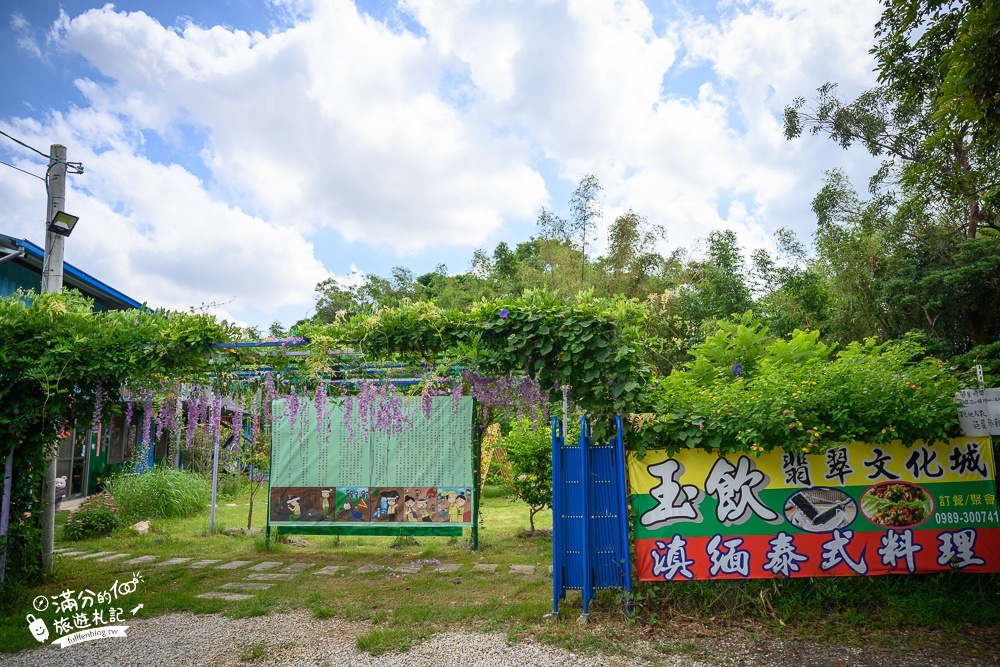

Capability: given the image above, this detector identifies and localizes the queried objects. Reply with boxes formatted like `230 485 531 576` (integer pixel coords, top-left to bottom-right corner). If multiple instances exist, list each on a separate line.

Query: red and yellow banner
628 437 1000 580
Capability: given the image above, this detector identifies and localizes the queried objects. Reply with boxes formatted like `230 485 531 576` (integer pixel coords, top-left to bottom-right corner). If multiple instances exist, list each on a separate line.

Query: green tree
597 210 672 299
673 229 753 327
751 228 830 339
874 0 1000 142
501 418 553 532
785 38 1000 349
568 174 603 277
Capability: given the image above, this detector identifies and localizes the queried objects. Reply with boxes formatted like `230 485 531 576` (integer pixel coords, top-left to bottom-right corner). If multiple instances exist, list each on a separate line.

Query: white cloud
10 11 44 60
0 109 330 318
0 0 889 327
397 0 884 258
49 3 546 250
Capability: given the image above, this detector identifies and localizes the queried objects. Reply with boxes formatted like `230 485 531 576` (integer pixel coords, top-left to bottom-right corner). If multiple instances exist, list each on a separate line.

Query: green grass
355 627 423 655
238 642 268 661
2 485 997 661
0 487 555 655
104 466 211 524
224 591 279 619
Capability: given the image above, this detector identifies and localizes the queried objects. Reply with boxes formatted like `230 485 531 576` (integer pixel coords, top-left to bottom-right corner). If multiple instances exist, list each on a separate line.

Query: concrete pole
40 144 67 575
42 145 67 294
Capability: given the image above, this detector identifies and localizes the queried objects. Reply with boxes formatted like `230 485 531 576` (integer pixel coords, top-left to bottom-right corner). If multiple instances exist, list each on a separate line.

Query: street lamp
47 210 79 237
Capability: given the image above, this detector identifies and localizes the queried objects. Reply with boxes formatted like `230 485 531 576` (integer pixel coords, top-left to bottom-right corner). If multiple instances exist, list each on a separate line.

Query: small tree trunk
0 446 14 583
529 506 538 532
247 486 255 530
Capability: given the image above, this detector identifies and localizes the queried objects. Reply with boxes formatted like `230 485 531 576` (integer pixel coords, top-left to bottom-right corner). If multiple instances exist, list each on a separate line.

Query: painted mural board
269 396 475 528
628 437 1000 580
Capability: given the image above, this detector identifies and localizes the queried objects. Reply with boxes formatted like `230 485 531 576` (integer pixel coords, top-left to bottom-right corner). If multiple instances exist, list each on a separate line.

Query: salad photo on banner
627 437 1000 580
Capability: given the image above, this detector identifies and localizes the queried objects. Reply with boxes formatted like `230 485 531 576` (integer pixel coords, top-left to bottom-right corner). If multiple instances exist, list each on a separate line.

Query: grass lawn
2 486 635 657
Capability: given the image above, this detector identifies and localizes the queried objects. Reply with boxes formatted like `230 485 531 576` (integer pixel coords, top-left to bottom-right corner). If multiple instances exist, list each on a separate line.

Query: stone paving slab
248 561 283 571
188 560 221 569
433 563 461 573
355 564 385 573
221 582 274 591
153 557 193 568
124 555 158 565
313 566 347 575
74 551 114 560
56 551 88 557
390 564 422 574
96 553 129 562
52 548 73 554
510 565 536 575
195 592 254 601
215 560 253 570
245 572 295 581
282 562 313 572
471 563 498 573
548 565 553 575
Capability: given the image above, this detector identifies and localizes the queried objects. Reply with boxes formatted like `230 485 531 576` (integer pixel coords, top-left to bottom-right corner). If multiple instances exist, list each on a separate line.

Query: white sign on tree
956 388 1000 436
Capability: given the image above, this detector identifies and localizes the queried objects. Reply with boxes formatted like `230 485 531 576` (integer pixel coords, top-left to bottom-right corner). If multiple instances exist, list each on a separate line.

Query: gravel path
3 611 996 667
2 611 648 667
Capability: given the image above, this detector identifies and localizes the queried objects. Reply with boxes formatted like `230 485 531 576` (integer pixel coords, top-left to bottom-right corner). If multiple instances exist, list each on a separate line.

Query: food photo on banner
627 437 1000 580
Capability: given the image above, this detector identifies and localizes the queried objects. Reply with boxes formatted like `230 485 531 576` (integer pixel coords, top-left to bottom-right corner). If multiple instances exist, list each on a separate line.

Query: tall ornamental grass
104 465 211 523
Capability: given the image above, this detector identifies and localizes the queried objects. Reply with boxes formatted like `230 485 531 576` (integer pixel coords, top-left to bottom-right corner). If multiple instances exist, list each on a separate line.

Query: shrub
216 473 244 500
64 493 121 540
104 465 210 523
502 418 554 531
632 312 962 456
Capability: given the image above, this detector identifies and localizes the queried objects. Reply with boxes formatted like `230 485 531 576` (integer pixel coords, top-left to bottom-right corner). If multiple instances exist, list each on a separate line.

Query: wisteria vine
89 363 553 475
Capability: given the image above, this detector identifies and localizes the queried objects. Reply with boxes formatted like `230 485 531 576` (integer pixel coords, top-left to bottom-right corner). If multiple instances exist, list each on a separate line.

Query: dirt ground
633 618 1000 666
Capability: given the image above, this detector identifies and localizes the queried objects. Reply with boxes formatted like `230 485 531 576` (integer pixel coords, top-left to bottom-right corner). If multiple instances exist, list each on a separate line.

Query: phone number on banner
936 511 1000 525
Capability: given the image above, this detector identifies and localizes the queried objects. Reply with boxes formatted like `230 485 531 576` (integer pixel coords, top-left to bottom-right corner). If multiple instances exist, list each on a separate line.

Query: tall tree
874 0 1000 143
751 228 830 339
785 10 1000 349
599 210 671 298
568 174 603 278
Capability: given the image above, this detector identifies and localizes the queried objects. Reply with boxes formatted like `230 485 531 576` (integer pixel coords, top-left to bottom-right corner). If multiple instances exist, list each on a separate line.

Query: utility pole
40 144 67 574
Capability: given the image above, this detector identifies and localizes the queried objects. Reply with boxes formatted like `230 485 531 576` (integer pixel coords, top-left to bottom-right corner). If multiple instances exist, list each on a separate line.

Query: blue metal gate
551 415 632 617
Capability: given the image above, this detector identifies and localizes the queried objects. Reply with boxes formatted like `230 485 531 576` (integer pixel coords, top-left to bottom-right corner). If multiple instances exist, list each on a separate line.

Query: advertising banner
628 437 1000 580
269 396 475 527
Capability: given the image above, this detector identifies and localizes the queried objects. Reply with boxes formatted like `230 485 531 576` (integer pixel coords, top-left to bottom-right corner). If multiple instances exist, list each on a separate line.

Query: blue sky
0 0 884 330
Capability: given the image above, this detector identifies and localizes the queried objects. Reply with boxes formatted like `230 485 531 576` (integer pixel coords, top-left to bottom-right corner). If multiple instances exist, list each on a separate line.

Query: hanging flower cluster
340 381 412 445
461 371 548 424
90 382 106 436
91 360 550 474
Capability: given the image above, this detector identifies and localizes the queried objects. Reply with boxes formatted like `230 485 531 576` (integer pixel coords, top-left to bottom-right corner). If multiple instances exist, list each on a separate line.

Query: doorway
56 429 90 499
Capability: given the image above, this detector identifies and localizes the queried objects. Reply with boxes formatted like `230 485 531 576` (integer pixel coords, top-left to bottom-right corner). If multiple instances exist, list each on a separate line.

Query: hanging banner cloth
269 396 475 529
628 437 1000 580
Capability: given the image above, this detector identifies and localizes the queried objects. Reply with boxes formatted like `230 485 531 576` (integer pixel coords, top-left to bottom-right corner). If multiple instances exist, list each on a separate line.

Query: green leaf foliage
632 313 962 456
63 493 122 540
501 418 556 532
0 290 228 586
104 466 211 524
300 290 650 417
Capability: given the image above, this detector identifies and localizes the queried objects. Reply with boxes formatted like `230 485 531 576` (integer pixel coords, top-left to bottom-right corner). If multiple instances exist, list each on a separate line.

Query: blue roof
0 233 144 310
